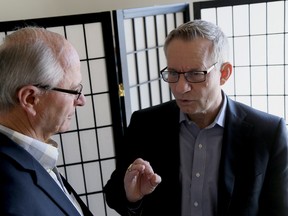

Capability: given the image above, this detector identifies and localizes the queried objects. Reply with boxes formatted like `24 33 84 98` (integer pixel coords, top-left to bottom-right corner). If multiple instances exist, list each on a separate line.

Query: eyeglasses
35 84 83 100
160 62 217 83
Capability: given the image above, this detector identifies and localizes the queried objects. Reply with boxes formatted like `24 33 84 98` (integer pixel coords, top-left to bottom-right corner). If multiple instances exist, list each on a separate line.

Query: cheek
49 99 73 121
58 105 73 118
197 81 214 100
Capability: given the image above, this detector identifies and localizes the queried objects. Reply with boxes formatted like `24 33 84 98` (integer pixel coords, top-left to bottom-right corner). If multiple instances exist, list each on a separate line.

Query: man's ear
220 62 232 85
17 86 40 116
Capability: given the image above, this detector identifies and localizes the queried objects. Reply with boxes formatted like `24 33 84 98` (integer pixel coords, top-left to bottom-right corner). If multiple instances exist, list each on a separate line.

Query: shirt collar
0 124 58 170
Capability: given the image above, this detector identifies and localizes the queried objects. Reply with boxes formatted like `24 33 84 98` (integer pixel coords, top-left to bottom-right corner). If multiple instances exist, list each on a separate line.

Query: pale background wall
0 0 207 22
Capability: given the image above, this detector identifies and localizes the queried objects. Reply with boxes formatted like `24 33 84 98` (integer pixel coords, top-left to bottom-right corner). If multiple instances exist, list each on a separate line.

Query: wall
0 0 206 22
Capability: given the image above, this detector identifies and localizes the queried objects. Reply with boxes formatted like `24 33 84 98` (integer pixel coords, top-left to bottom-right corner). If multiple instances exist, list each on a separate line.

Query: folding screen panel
0 13 122 216
113 3 190 127
194 0 288 123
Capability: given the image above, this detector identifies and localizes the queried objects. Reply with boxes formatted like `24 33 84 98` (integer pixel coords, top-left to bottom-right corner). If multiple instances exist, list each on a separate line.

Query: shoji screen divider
0 12 122 216
113 3 190 128
193 0 288 125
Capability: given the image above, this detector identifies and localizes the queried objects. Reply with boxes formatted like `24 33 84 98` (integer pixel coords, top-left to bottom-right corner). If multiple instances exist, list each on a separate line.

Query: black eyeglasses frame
160 62 217 83
34 84 83 100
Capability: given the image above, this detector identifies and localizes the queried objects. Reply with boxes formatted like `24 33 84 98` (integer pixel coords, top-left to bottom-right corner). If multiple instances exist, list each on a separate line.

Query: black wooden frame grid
194 0 288 123
113 3 190 128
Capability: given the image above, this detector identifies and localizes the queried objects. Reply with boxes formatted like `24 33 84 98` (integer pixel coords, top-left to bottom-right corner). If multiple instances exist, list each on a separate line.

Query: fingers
126 161 145 174
127 163 133 172
126 158 153 173
150 173 162 186
124 158 161 202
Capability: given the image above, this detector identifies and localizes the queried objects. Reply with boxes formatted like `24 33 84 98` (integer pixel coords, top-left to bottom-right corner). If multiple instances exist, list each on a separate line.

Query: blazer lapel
35 170 83 216
61 176 94 216
217 97 254 215
0 136 82 216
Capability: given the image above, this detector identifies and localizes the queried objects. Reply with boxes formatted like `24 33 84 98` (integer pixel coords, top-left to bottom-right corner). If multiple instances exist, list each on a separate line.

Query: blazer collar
0 134 83 215
217 96 254 213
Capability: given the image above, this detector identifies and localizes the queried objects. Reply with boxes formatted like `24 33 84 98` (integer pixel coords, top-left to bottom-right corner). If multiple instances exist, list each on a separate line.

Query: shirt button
194 202 198 207
199 144 202 149
196 172 200 177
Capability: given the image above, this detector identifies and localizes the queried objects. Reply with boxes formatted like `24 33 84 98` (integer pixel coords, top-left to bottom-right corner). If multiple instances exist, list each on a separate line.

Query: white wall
0 0 207 22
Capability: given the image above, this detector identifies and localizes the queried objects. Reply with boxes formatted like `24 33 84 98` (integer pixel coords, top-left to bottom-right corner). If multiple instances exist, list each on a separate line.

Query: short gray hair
164 19 230 65
0 27 65 112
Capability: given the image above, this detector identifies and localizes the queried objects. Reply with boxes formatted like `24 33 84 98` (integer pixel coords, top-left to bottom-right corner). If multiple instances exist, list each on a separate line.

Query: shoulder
128 100 179 128
226 97 286 133
133 100 178 116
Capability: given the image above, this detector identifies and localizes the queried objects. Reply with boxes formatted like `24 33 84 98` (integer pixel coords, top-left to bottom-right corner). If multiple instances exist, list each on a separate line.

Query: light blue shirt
180 94 227 216
0 124 58 170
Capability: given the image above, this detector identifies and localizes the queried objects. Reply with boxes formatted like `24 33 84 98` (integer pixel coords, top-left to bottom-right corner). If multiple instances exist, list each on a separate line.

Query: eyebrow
167 66 206 72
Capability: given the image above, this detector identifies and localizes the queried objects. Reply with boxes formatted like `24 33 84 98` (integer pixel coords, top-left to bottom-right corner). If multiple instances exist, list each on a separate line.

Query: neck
188 94 223 129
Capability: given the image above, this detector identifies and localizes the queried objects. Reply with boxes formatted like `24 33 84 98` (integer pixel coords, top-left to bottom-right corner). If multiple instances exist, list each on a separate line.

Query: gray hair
164 19 230 65
0 27 66 112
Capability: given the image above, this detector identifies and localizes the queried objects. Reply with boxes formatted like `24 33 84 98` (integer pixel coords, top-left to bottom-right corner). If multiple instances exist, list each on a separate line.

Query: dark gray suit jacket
104 95 288 216
0 134 93 216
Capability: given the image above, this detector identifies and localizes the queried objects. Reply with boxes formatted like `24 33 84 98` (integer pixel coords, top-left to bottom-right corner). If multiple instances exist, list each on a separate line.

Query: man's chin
58 124 71 133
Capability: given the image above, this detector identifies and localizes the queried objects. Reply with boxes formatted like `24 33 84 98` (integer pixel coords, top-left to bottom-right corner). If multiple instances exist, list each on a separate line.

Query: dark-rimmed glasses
34 84 83 100
160 62 217 83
